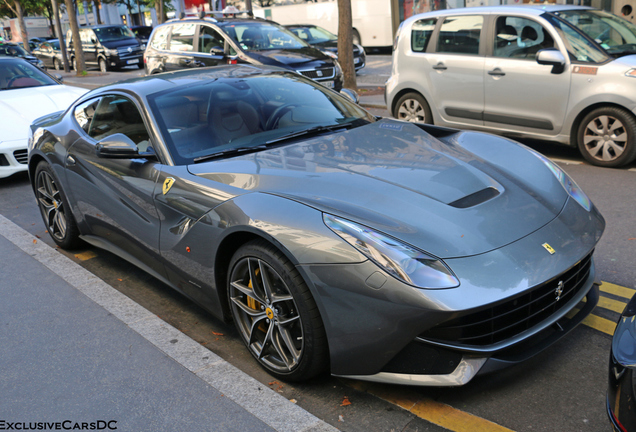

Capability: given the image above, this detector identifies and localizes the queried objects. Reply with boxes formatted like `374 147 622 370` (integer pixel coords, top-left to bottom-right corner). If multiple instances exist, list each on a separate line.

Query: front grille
297 67 335 80
13 149 28 164
420 253 593 346
117 46 143 57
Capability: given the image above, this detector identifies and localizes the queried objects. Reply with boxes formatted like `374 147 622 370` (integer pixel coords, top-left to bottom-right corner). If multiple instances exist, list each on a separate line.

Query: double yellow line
348 281 635 432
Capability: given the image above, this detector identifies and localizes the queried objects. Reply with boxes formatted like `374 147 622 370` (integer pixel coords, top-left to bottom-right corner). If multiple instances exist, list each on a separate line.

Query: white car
0 57 87 178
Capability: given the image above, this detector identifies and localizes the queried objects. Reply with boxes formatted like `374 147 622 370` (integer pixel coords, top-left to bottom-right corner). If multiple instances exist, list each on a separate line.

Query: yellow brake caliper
247 269 268 333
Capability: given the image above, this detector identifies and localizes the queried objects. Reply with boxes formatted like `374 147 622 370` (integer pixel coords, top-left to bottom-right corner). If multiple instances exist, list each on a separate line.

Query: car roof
404 4 595 20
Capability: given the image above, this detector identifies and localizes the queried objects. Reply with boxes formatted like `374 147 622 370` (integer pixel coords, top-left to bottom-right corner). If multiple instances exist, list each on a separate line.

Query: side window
437 15 483 55
493 16 555 60
169 23 196 52
411 18 436 52
150 26 170 50
88 96 151 151
73 98 101 133
198 26 226 53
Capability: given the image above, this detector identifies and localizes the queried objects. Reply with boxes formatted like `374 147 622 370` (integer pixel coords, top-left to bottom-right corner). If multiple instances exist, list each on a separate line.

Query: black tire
393 92 433 124
99 57 108 73
352 29 361 46
34 161 82 250
227 240 328 382
577 106 636 167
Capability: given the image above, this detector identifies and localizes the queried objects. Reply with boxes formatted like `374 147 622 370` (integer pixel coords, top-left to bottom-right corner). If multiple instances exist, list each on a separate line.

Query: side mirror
53 73 63 83
536 48 566 74
340 88 360 104
209 46 225 56
95 133 139 158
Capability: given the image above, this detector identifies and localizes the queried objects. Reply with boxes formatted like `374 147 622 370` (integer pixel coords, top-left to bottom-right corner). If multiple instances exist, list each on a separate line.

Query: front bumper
107 54 143 68
300 196 604 385
0 139 28 178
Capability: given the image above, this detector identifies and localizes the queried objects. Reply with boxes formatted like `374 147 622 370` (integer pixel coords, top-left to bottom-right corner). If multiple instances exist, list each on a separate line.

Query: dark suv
66 25 144 72
144 16 343 90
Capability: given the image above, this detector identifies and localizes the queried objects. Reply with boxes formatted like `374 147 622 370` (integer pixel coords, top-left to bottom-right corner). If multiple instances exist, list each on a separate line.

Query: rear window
411 18 436 52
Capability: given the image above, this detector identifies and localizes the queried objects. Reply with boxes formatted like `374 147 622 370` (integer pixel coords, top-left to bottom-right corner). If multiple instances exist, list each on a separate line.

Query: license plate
320 80 334 88
127 59 140 64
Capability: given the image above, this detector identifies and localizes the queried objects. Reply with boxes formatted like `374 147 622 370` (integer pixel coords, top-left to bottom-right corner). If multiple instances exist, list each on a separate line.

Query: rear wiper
193 145 268 163
265 123 354 145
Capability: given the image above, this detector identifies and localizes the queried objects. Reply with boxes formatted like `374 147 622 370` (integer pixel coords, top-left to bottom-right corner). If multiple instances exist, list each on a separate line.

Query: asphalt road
2 55 635 431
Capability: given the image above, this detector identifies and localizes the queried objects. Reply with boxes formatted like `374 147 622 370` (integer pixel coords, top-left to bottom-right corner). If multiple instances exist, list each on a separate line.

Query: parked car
66 25 144 72
32 39 65 70
607 292 636 432
144 15 343 90
130 25 153 45
0 57 86 178
28 65 604 385
0 42 45 69
284 24 366 71
386 5 636 167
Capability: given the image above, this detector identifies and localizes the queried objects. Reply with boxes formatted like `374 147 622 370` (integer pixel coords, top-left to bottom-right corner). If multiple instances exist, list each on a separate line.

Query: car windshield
0 44 29 57
0 59 58 90
289 26 337 44
555 9 636 57
94 26 135 42
50 40 60 50
544 13 609 63
222 22 308 51
148 70 374 165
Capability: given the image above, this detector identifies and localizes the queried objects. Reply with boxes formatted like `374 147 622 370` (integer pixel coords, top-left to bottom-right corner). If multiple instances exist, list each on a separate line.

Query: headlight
626 68 636 77
334 60 342 76
141 44 146 50
105 48 118 56
534 152 591 211
324 214 459 289
321 50 338 60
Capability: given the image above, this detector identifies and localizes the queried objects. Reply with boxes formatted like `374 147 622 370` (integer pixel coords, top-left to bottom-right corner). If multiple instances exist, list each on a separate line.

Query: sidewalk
0 215 335 432
55 69 389 110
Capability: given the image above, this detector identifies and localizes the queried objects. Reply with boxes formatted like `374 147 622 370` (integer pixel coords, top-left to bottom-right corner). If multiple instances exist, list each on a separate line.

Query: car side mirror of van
209 46 225 56
53 74 63 83
536 48 566 74
96 133 139 158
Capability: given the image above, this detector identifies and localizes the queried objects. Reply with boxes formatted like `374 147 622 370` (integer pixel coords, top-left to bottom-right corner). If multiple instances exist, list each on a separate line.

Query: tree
0 0 30 51
64 0 86 75
337 0 356 90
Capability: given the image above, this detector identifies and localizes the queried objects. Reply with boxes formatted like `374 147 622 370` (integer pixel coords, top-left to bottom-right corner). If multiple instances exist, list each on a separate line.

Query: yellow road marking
598 296 628 314
74 251 97 261
582 313 616 336
600 282 636 300
348 381 514 432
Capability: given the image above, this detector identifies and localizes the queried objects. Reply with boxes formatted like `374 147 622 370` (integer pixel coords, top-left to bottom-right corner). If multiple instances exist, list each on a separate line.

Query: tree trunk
64 0 86 75
337 0 356 90
52 0 71 72
156 0 163 24
93 0 102 24
15 0 29 53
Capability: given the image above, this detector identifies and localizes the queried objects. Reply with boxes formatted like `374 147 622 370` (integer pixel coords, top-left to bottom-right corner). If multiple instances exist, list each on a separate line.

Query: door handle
432 63 447 71
66 154 76 167
488 68 506 77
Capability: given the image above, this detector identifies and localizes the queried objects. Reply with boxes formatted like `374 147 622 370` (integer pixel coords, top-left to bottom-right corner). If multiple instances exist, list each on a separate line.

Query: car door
165 22 199 71
65 94 166 278
426 14 486 127
483 15 571 135
194 24 230 67
82 29 98 65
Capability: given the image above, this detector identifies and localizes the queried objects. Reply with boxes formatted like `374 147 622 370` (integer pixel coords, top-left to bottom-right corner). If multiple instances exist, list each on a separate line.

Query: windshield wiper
265 123 355 145
193 145 269 163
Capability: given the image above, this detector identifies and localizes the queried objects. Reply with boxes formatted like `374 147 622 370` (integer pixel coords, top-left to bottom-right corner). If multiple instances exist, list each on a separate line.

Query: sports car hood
189 121 570 258
0 84 87 142
247 47 332 68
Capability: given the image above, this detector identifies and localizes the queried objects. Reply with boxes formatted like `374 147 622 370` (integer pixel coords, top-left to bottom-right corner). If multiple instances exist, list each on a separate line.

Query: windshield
221 23 308 51
544 13 609 63
555 9 636 57
148 71 374 165
288 26 337 44
0 58 58 90
50 40 60 50
0 44 29 57
94 26 136 42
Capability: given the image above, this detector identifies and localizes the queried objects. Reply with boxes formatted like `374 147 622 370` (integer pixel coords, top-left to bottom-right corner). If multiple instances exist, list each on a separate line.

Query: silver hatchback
386 5 636 167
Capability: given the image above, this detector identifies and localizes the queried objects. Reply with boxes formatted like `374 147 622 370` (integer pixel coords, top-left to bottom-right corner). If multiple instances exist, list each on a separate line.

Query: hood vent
448 187 500 209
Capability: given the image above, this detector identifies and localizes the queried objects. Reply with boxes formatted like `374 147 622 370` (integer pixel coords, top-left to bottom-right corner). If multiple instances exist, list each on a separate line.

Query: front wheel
34 161 82 249
53 58 61 71
227 240 328 381
393 92 433 124
99 58 108 73
577 107 636 167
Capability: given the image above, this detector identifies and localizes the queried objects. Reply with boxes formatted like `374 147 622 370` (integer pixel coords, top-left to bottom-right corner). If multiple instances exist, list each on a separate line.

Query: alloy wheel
582 115 627 162
36 170 68 242
99 59 107 73
397 98 426 122
229 257 303 373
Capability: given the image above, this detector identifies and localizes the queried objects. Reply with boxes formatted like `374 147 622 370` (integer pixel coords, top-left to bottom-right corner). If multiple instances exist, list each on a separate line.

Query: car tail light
227 59 237 65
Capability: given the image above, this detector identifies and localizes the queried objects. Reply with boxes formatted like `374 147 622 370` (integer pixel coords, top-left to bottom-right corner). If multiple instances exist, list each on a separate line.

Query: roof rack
169 9 255 22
